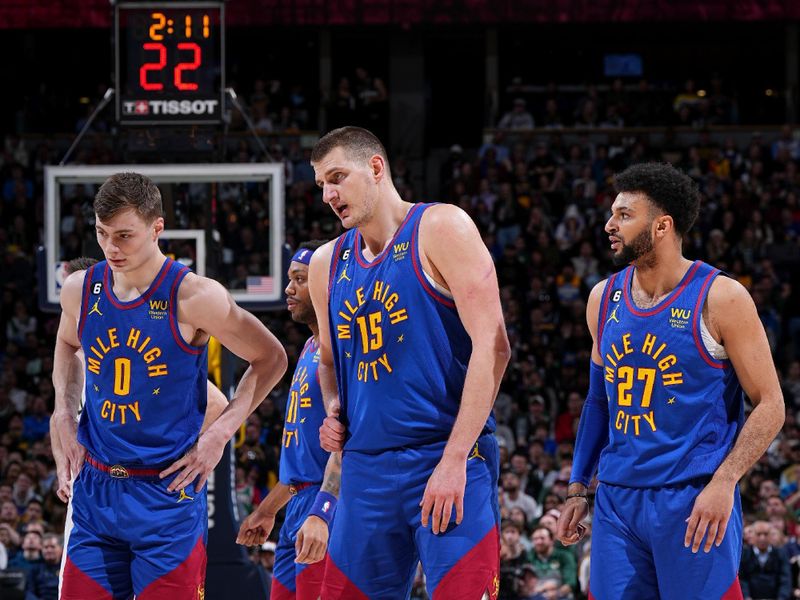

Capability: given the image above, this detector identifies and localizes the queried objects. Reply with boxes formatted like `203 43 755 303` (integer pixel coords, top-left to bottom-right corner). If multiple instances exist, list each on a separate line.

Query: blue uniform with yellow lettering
322 203 500 600
272 336 330 600
591 261 744 599
62 258 209 600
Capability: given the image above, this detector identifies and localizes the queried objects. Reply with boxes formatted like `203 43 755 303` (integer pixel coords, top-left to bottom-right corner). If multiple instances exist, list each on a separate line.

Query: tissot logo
122 99 219 116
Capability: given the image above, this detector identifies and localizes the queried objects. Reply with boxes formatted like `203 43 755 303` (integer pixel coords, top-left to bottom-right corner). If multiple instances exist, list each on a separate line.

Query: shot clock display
115 2 224 125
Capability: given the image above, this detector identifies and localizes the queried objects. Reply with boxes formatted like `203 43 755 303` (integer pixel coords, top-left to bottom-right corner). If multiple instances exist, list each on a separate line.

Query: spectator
498 99 535 130
739 521 793 600
7 530 42 576
25 533 62 600
529 526 577 598
502 471 542 524
516 564 543 600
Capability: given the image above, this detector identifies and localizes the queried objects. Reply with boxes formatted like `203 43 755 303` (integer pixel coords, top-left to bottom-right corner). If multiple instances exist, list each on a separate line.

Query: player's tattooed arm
295 452 341 564
320 451 342 497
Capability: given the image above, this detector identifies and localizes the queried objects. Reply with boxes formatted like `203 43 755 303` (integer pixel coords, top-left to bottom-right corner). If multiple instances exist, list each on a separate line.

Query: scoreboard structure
115 1 225 125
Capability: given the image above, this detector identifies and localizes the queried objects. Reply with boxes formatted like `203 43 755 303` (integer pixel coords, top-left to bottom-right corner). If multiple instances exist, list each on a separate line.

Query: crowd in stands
497 76 738 130
0 91 799 598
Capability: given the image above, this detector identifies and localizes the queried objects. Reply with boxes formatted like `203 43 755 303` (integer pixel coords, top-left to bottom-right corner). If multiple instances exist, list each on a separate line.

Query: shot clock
115 1 224 125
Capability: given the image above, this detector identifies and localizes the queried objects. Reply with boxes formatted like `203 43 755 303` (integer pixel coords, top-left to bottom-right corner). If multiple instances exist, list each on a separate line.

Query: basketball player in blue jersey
52 173 288 600
556 163 785 599
307 127 510 600
51 258 231 503
236 240 342 600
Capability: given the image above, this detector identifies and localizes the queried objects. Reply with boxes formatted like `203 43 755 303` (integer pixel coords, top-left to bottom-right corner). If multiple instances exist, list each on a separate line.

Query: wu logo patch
669 307 691 329
393 241 409 261
148 299 168 320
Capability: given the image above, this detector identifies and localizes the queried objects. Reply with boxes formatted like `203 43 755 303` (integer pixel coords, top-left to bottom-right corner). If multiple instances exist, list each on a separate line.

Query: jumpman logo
606 304 620 325
337 266 351 283
176 488 194 503
88 299 103 317
468 442 485 462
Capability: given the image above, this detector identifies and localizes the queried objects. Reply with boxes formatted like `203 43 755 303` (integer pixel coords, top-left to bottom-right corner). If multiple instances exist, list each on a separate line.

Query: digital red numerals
139 42 202 92
140 43 167 90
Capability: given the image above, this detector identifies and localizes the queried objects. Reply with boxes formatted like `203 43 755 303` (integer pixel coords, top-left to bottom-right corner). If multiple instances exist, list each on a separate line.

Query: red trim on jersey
296 559 326 600
320 555 369 600
721 575 744 599
137 536 207 599
103 257 173 310
270 577 295 600
432 527 500 600
596 273 618 348
61 556 114 600
327 235 348 296
77 264 96 340
353 203 420 269
168 267 205 355
623 260 701 317
410 205 456 309
692 269 728 369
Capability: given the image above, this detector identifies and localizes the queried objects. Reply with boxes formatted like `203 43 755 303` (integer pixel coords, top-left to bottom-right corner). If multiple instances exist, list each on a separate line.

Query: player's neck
309 323 320 340
111 252 168 296
631 252 694 303
358 192 410 258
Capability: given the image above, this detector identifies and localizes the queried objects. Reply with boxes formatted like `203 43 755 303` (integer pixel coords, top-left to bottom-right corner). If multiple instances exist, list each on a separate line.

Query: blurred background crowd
2 2 800 598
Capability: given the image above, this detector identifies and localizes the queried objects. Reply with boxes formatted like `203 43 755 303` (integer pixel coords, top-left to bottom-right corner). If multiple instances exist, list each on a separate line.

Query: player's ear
654 215 672 238
370 155 385 182
153 216 165 238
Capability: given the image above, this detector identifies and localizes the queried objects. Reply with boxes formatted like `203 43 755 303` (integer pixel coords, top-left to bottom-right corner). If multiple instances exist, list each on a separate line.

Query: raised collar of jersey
623 260 701 317
302 335 320 356
353 203 420 269
103 257 173 310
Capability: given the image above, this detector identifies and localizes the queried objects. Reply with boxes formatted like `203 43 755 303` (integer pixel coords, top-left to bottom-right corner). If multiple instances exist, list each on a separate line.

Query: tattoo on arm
321 452 342 497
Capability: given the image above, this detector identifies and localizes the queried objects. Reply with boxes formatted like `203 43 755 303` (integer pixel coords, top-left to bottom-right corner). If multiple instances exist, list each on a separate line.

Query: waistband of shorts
86 455 164 480
288 481 320 496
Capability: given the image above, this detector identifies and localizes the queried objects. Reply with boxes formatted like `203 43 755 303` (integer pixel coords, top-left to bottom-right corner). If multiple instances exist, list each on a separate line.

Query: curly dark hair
613 163 699 236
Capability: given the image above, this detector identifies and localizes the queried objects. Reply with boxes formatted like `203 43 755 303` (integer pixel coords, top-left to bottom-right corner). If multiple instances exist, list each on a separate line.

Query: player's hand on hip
319 412 346 452
684 477 735 553
236 510 275 547
295 515 329 564
420 455 467 535
160 430 226 493
556 497 589 546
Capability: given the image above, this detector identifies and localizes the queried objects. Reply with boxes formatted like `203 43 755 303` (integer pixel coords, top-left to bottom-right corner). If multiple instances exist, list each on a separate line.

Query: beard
290 303 316 325
612 228 655 266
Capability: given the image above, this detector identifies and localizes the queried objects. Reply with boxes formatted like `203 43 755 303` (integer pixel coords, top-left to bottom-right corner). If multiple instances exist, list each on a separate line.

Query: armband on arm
569 361 609 487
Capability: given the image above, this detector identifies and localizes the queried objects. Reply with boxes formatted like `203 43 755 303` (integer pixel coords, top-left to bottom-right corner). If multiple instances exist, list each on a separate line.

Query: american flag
246 276 275 294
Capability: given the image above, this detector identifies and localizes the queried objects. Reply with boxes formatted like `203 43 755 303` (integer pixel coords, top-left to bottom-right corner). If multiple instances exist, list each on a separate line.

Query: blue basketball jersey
279 336 329 485
327 203 494 453
77 258 208 466
596 260 744 487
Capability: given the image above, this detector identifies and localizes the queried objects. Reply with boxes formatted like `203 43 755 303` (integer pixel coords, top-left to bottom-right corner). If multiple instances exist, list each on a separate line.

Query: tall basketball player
308 127 510 599
557 163 784 599
52 173 288 599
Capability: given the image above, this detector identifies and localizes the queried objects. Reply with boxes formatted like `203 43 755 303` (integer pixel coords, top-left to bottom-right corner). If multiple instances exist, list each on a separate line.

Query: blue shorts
590 480 743 600
322 433 500 600
272 483 328 600
62 460 207 600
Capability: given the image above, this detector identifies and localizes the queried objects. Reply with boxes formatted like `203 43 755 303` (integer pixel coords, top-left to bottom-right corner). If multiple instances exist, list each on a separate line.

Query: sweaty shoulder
60 269 88 317
418 203 477 244
706 274 754 339
587 279 609 332
176 273 232 319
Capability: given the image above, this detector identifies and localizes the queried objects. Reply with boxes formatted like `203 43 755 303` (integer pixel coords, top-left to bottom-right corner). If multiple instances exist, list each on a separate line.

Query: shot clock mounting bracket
114 0 225 126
